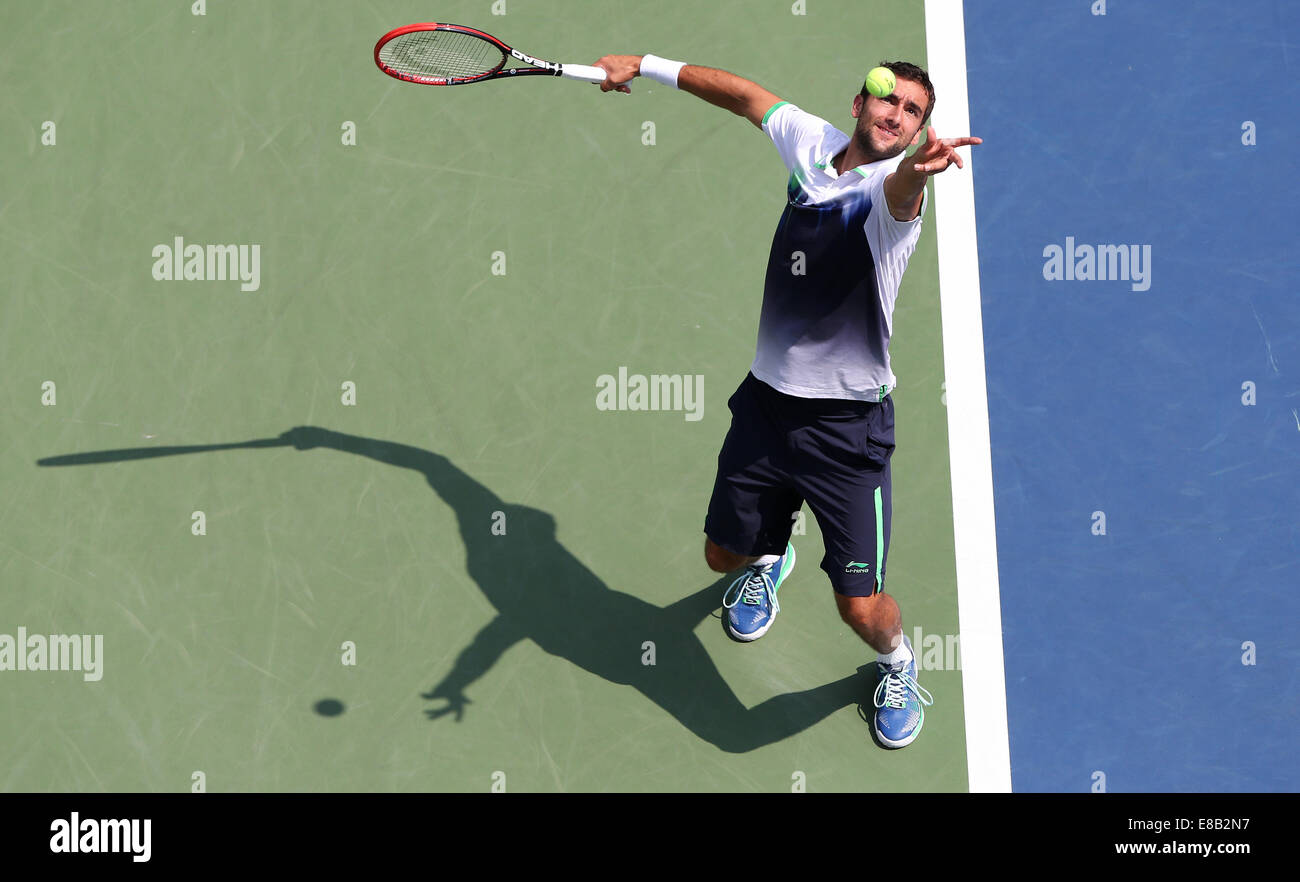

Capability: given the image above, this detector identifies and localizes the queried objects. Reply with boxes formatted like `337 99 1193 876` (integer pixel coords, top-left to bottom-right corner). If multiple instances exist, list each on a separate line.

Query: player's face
851 77 929 162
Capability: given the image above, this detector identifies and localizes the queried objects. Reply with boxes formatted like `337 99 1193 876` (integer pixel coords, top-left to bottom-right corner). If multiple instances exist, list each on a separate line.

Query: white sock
753 553 781 567
877 636 912 667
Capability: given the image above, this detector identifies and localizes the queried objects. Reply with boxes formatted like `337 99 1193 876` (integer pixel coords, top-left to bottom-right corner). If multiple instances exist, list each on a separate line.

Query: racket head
374 23 510 85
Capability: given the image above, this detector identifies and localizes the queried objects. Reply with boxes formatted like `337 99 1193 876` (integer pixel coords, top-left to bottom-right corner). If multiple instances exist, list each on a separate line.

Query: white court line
923 0 1012 793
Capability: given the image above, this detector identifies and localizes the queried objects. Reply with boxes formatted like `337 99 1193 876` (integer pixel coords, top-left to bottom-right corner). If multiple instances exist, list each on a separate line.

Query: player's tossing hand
422 687 471 722
909 126 982 174
592 54 640 92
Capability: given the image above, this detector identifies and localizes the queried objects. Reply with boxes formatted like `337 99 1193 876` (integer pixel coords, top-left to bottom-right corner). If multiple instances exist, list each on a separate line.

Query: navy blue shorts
704 373 894 597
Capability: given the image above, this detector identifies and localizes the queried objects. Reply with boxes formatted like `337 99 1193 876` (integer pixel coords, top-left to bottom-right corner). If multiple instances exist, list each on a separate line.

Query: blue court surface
965 0 1299 791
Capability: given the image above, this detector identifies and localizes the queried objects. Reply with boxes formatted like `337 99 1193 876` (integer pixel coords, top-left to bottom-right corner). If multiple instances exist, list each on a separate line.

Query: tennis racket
374 23 608 86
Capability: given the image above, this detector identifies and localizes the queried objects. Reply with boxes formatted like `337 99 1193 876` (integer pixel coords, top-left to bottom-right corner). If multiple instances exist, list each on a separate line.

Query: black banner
0 793 1284 867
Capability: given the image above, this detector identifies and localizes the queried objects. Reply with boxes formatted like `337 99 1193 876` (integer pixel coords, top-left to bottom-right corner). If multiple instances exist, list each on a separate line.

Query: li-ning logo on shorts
844 561 871 575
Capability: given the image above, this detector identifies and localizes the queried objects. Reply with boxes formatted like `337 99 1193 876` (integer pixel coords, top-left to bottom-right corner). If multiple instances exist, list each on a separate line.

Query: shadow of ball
314 699 345 717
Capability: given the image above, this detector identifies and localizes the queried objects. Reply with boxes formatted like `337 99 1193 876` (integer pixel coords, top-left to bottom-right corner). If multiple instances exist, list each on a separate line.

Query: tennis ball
865 66 896 98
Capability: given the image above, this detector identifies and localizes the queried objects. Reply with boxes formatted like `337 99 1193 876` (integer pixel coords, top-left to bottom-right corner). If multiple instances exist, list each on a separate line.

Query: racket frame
374 22 605 86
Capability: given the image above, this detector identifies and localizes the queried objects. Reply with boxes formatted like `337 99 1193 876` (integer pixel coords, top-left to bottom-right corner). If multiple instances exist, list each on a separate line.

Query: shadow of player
38 425 868 752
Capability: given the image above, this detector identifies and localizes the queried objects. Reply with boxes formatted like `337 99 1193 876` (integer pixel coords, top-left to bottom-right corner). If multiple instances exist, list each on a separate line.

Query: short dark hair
860 60 935 125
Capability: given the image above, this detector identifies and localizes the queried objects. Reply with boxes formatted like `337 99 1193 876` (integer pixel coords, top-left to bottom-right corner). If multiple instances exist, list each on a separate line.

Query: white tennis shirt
751 101 927 402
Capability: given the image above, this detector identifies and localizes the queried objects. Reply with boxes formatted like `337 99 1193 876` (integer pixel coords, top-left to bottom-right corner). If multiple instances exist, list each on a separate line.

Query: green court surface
2 0 965 791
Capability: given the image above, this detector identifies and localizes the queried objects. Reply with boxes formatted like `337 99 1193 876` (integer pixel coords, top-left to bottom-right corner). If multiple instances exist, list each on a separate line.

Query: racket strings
380 30 504 81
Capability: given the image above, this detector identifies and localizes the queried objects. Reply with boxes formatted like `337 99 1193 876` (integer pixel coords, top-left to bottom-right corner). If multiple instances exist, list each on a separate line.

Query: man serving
593 53 979 749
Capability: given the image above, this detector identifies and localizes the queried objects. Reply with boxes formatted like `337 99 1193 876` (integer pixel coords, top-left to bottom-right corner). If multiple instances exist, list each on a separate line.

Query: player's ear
851 93 864 119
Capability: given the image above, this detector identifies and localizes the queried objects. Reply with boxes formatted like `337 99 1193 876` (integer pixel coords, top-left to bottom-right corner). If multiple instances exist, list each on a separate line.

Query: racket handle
560 63 608 84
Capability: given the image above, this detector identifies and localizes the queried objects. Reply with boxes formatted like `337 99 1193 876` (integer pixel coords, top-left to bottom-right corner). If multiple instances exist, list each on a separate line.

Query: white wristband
640 54 686 88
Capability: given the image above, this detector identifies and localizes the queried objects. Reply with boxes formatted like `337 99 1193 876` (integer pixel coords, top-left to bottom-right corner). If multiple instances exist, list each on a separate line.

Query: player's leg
832 448 902 652
801 461 898 641
794 395 931 748
834 589 901 654
703 374 802 641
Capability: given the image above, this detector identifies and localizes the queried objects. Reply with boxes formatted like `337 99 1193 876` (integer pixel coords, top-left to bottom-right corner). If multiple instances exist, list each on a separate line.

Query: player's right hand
592 54 640 92
280 426 321 450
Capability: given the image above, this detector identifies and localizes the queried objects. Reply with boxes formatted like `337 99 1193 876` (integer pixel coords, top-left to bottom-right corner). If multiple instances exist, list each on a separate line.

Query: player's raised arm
884 125 983 221
592 54 783 129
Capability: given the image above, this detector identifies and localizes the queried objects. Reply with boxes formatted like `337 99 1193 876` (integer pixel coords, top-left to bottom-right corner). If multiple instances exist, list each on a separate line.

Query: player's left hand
910 126 982 174
423 686 471 722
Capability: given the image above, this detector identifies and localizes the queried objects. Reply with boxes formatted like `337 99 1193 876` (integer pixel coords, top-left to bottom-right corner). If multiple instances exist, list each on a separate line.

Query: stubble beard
853 120 908 165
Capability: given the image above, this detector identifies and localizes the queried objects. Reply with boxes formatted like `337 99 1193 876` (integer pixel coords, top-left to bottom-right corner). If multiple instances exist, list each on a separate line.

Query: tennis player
593 53 979 748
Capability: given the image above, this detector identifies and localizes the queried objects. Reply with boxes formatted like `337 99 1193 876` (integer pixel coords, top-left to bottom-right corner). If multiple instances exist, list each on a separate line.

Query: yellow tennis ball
865 66 896 98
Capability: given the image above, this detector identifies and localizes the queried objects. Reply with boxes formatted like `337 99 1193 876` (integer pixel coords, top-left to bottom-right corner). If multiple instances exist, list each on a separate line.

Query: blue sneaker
872 635 934 748
722 544 796 642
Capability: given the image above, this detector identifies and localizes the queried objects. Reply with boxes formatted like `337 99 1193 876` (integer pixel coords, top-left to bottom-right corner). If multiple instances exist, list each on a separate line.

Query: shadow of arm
281 426 504 512
421 614 526 721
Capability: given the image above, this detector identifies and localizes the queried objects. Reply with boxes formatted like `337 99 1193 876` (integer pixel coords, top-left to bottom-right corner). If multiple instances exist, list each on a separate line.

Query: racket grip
560 63 608 84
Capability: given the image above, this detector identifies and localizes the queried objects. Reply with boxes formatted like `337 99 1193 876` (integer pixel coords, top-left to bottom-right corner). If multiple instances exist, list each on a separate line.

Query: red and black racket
374 22 607 86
